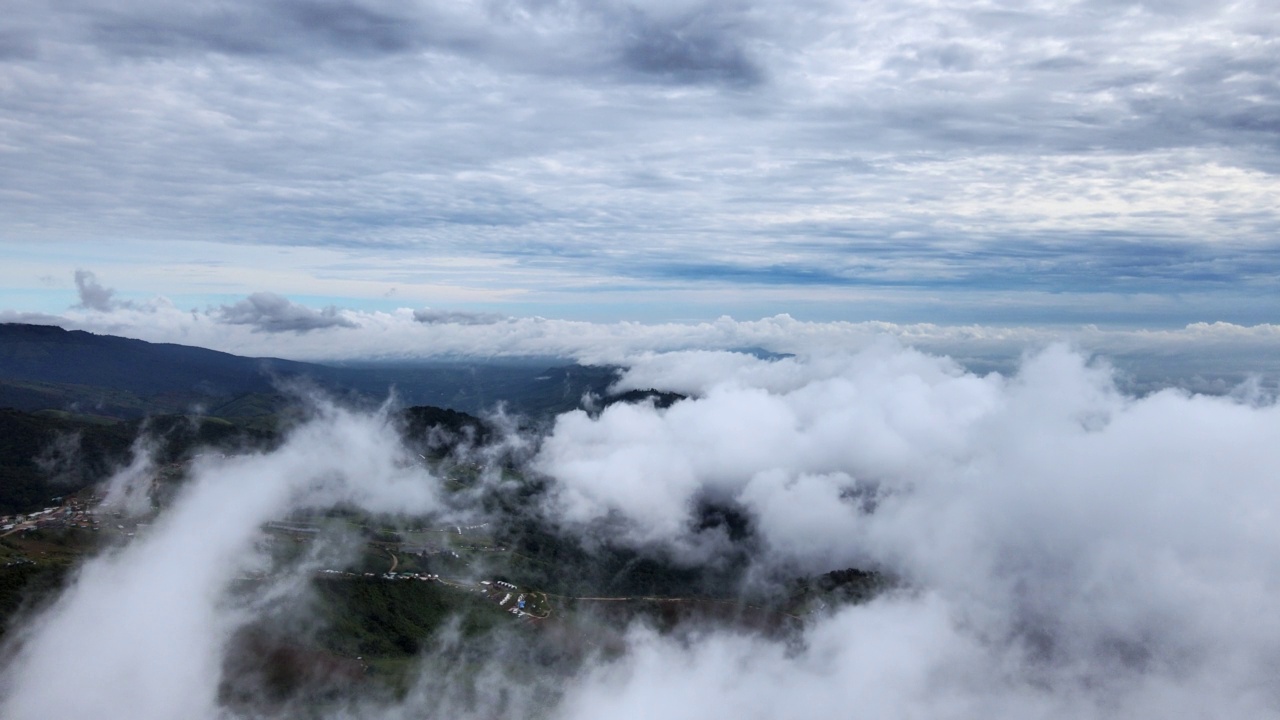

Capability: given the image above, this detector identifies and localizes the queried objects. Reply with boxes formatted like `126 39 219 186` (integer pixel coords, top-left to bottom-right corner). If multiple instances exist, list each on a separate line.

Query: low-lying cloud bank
536 344 1280 717
3 344 1280 718
5 278 1280 391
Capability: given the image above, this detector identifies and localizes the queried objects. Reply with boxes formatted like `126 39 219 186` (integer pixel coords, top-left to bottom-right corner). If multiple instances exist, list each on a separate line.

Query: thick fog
0 401 441 719
4 343 1280 718
538 343 1280 717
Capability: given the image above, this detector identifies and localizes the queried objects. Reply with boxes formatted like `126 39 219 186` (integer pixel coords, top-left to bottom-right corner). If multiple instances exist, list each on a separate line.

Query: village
267 517 553 622
313 570 551 621
0 478 554 625
0 495 100 539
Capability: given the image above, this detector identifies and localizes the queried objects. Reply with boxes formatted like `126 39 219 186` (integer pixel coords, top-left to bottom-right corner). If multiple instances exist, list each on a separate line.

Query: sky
6 5 1280 715
2 0 1279 339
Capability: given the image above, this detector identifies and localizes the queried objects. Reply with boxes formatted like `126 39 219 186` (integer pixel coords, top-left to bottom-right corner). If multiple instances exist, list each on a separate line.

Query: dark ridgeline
0 323 305 399
0 323 618 419
0 323 621 514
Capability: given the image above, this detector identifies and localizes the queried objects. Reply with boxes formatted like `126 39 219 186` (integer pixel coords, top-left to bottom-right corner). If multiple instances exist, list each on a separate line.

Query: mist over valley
0 325 1277 718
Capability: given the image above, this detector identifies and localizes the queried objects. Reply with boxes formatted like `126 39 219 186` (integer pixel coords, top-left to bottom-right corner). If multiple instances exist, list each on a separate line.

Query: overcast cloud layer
3 0 1279 323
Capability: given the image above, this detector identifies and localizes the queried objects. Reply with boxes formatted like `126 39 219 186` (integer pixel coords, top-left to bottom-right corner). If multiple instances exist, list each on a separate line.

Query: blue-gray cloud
412 308 507 326
84 1 468 60
218 292 357 333
73 270 134 312
615 7 763 86
54 0 764 88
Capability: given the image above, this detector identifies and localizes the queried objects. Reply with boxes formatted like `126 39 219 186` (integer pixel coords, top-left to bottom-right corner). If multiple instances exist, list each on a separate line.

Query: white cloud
2 342 1280 717
0 401 442 720
11 284 1280 391
528 342 1280 717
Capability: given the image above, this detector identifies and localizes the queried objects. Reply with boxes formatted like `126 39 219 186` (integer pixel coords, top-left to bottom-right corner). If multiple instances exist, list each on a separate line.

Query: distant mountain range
0 323 627 514
0 323 618 420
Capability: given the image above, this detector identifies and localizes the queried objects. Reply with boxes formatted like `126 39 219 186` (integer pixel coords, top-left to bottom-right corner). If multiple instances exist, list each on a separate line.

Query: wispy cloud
0 401 441 718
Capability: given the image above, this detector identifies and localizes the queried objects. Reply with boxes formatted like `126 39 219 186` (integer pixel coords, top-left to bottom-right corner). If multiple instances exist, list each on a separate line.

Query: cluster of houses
480 579 539 618
317 569 444 582
380 571 441 582
0 497 98 534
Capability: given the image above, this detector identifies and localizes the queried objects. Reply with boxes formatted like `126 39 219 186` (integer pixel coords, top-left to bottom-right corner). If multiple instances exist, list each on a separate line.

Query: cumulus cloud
73 269 131 312
217 292 357 333
535 341 1000 554
2 344 1280 717
528 343 1280 717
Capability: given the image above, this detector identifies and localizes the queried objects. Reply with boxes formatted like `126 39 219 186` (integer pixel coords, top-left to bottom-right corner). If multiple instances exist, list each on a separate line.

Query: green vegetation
786 567 895 614
313 577 509 657
0 562 70 639
400 405 492 460
601 388 688 410
0 378 162 418
0 322 618 420
0 408 135 514
0 408 284 515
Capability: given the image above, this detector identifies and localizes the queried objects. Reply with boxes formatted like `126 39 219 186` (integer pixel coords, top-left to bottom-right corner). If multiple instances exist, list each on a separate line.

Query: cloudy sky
3 0 1278 336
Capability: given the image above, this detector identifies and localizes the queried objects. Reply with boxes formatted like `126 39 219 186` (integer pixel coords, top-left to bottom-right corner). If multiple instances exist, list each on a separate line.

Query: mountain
0 323 619 419
0 323 628 513
0 408 136 514
0 323 310 399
